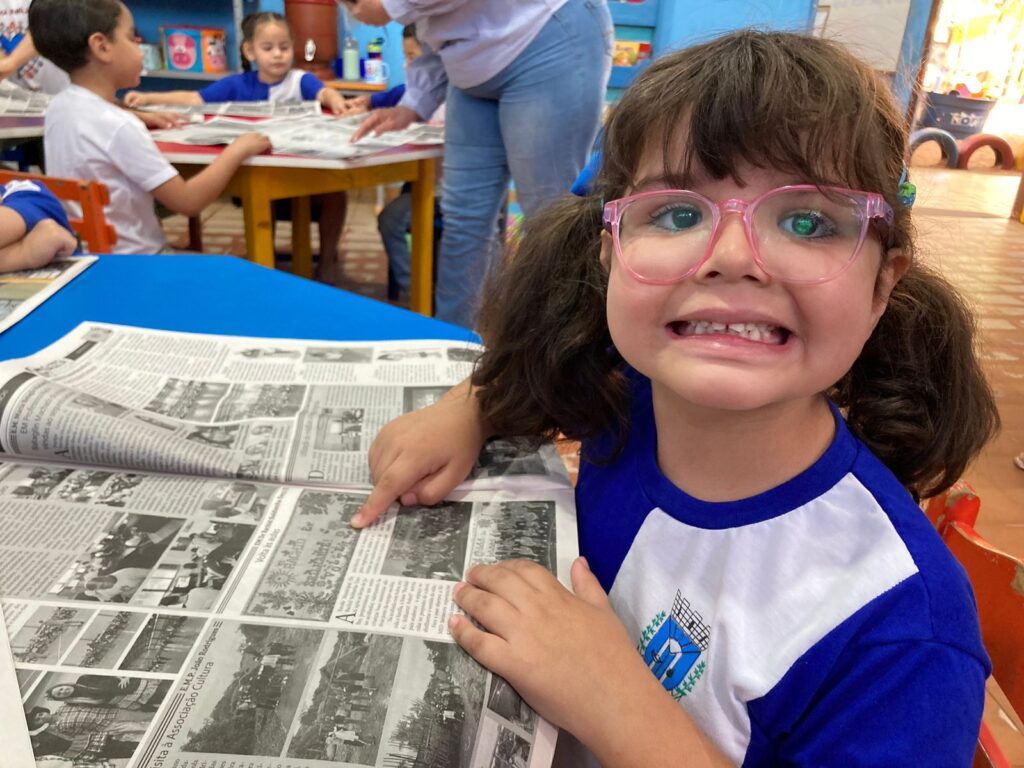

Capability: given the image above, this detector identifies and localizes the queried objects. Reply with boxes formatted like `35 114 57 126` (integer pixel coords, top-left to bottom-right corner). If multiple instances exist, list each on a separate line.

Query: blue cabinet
608 0 659 96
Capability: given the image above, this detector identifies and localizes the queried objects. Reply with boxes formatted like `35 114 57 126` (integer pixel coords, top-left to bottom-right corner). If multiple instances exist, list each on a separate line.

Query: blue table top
0 255 477 360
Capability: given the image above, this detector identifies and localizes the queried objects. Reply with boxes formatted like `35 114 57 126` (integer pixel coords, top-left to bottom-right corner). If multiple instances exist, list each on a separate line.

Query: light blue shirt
382 0 567 119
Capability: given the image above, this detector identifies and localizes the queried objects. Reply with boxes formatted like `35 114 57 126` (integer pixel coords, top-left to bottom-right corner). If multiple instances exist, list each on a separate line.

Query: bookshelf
608 0 661 97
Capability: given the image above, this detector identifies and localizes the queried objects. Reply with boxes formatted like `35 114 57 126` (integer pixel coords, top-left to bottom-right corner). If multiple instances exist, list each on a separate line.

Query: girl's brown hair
240 11 289 72
471 29 999 500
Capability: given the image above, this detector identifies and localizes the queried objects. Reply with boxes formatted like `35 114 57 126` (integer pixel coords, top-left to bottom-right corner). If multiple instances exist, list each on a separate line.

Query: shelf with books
608 0 660 96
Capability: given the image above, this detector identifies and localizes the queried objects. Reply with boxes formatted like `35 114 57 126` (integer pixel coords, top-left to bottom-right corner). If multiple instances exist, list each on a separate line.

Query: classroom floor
163 162 1024 758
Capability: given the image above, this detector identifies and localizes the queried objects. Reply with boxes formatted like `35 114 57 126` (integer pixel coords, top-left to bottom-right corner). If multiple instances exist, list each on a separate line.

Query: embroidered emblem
638 590 710 699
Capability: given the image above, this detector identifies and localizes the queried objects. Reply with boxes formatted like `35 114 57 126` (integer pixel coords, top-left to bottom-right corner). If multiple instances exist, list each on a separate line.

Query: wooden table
325 80 388 96
0 115 43 141
159 142 441 317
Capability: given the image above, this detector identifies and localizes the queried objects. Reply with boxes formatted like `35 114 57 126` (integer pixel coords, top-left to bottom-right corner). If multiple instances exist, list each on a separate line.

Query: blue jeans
378 188 442 300
436 0 612 328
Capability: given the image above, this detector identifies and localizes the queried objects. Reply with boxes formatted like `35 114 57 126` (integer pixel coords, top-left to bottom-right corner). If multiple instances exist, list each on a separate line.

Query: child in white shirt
30 0 270 254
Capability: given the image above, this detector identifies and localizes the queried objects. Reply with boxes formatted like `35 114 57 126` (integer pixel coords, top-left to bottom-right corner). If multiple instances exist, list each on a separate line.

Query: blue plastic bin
918 92 996 140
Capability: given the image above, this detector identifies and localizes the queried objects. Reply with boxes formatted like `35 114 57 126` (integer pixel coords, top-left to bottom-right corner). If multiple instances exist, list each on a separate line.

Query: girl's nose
693 211 769 283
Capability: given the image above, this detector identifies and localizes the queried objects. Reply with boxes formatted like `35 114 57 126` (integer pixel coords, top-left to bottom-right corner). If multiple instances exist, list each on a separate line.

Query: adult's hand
344 0 391 26
351 105 418 142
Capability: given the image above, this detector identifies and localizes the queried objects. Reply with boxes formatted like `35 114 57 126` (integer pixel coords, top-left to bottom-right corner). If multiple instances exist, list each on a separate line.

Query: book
0 322 576 768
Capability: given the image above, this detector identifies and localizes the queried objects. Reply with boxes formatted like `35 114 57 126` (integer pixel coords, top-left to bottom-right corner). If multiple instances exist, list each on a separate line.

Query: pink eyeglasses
602 185 894 285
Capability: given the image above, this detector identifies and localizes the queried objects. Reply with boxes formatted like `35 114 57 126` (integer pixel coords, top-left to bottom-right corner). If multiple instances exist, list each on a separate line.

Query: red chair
0 169 116 252
925 485 1024 767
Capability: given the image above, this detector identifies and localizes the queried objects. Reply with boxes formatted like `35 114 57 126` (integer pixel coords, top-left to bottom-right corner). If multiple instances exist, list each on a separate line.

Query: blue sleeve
371 84 406 110
745 638 987 766
199 73 242 103
299 72 326 101
398 41 447 120
0 180 73 234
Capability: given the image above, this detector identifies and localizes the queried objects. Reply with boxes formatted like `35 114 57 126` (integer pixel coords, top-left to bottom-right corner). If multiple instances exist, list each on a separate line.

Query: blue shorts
0 180 74 234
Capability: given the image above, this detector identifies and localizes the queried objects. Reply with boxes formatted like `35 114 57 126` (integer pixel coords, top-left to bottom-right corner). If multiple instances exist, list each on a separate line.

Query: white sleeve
108 118 179 193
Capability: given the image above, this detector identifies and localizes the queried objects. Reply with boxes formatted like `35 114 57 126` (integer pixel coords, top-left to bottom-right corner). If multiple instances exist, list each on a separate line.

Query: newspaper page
0 322 569 492
138 100 324 118
152 114 444 160
0 456 576 768
0 80 50 116
0 258 96 335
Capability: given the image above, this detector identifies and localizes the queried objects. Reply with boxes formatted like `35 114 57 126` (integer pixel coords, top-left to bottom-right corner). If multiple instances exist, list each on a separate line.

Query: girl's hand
339 95 371 116
450 558 651 743
354 383 488 527
318 88 347 115
351 106 419 143
123 90 146 108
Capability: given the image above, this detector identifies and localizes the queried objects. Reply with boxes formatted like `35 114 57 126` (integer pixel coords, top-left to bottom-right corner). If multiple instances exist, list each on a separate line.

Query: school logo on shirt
638 590 710 699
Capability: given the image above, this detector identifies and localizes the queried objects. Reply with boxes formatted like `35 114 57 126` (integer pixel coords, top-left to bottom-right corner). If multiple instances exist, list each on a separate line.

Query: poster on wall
820 0 912 72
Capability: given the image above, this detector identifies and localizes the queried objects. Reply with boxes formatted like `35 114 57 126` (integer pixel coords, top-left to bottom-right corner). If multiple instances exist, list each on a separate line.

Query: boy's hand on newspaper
228 132 273 157
339 95 371 116
354 395 486 528
449 558 653 743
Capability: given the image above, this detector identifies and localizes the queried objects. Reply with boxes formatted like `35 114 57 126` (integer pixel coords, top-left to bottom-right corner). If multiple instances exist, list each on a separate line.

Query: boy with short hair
0 178 77 269
30 0 271 254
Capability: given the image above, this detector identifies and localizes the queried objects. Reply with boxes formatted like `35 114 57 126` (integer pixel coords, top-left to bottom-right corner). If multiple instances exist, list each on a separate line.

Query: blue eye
779 210 836 239
651 205 703 232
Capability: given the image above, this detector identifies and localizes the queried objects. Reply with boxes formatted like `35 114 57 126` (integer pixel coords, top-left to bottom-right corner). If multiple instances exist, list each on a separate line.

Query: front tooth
710 322 726 332
749 326 761 341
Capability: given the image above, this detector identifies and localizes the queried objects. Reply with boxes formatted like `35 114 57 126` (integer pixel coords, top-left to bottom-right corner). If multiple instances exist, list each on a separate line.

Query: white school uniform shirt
0 0 69 93
44 85 178 254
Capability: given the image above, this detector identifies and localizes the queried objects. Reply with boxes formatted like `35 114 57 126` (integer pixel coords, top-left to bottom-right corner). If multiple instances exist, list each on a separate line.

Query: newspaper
0 322 576 768
0 80 50 116
153 114 445 160
137 100 324 119
0 258 96 335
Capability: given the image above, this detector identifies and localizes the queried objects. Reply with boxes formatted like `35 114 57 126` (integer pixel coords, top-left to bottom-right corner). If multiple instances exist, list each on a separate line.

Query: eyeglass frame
601 184 896 286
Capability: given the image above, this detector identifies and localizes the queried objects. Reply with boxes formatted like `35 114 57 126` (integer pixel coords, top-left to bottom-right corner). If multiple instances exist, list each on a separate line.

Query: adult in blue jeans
349 0 612 328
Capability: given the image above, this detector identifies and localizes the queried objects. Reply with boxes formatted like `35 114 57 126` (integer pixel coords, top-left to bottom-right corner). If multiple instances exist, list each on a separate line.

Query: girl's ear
241 40 256 63
872 249 911 321
599 230 613 272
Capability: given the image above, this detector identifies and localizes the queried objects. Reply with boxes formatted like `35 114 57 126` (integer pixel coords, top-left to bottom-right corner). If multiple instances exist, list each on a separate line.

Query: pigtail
833 263 1000 500
472 195 629 446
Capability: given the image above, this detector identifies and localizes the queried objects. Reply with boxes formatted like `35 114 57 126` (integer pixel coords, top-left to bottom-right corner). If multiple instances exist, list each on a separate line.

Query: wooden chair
0 169 116 252
925 485 1024 767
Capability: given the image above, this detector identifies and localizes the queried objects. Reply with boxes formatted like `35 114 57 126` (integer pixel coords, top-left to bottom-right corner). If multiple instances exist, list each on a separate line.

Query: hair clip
898 166 916 208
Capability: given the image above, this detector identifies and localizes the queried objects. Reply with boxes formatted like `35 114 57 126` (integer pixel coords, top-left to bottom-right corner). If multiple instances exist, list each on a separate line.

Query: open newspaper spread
0 258 95 336
0 322 577 768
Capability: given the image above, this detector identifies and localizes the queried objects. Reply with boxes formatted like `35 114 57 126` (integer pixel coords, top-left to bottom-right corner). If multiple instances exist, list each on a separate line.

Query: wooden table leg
409 158 435 317
1012 171 1024 224
292 196 313 278
239 171 275 268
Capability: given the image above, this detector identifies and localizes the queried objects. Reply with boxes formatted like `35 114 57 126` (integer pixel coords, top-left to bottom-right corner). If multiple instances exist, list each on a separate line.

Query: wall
654 0 817 52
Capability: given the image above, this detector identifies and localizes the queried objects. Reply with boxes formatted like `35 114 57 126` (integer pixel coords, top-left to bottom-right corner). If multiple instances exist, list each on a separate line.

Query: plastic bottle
342 36 360 80
367 37 383 60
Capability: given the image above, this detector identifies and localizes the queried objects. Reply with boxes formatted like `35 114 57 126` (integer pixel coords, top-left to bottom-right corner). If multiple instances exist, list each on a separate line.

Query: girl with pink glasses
355 30 999 766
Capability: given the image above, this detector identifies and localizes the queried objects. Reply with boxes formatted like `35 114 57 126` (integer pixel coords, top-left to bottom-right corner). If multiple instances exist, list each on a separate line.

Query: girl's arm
123 90 203 108
0 33 39 80
354 377 490 527
452 558 733 768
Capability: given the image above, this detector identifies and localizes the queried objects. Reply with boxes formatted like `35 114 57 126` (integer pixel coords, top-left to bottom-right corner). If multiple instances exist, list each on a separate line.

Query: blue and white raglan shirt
0 179 73 234
577 371 989 766
198 69 324 103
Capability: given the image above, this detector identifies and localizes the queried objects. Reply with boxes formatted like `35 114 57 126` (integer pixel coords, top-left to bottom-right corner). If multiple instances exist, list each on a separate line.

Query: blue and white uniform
577 370 989 766
198 69 324 103
0 179 72 234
